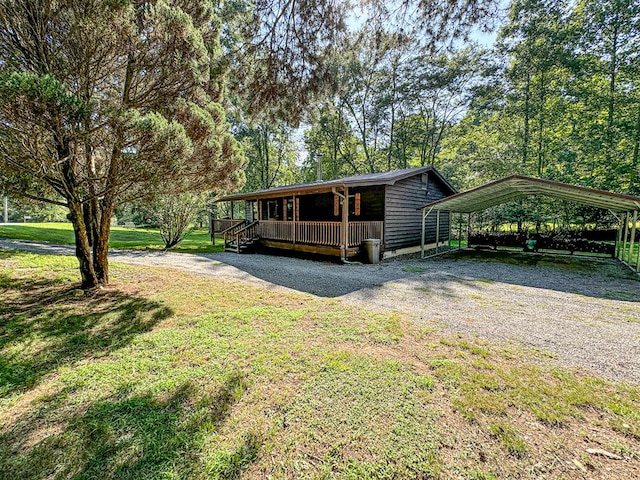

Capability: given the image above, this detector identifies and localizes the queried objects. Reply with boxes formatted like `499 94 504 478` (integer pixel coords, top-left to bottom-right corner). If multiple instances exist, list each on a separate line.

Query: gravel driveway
2 239 639 383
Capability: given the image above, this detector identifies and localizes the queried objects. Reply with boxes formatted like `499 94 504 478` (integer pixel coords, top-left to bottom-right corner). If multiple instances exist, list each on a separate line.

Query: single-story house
213 166 456 260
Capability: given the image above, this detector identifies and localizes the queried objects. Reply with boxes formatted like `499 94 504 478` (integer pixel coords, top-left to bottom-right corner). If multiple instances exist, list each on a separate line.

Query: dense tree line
234 0 638 231
270 0 637 199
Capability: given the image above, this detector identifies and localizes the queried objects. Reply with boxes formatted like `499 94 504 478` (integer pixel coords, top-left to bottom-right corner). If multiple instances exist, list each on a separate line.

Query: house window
421 173 429 191
262 199 280 220
286 198 294 221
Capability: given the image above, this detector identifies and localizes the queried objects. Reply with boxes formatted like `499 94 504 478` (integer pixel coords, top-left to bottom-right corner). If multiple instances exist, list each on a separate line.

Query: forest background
6 0 640 230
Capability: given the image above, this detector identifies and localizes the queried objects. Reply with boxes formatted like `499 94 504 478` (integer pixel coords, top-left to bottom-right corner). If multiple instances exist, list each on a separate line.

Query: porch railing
259 220 295 242
348 221 384 247
212 218 245 234
258 220 383 247
297 221 342 246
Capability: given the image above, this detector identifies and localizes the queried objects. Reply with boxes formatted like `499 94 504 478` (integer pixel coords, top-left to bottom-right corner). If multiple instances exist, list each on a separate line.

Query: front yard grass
0 222 223 253
0 249 638 479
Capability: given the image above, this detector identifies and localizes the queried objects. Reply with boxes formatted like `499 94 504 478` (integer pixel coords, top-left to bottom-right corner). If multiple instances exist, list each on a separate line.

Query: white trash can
363 238 381 264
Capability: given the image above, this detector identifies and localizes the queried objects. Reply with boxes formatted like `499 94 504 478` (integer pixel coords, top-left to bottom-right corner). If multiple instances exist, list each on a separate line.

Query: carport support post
435 210 440 254
458 213 462 249
628 211 637 267
467 213 472 248
421 209 426 258
620 212 629 262
615 215 624 258
421 206 433 259
636 231 640 272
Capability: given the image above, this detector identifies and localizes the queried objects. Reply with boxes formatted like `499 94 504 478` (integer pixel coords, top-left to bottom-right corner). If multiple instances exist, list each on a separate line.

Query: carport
419 175 640 272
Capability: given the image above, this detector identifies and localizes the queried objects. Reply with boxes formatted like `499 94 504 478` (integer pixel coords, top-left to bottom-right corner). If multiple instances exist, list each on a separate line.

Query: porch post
293 195 297 244
209 210 214 243
628 210 637 266
342 187 349 259
435 210 440 254
636 224 640 272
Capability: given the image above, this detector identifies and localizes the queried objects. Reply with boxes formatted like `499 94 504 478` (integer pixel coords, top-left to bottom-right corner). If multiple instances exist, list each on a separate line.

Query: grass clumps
1 248 639 479
402 265 429 273
489 421 528 458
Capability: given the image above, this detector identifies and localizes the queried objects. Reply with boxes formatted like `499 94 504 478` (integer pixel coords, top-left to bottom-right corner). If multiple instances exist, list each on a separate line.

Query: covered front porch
257 219 383 256
216 184 385 258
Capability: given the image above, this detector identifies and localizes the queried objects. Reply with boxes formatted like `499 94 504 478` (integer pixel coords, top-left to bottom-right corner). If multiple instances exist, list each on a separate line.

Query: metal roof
217 166 457 201
420 175 640 213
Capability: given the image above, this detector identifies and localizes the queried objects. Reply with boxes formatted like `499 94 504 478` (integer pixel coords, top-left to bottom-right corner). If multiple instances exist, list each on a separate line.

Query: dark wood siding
384 172 451 250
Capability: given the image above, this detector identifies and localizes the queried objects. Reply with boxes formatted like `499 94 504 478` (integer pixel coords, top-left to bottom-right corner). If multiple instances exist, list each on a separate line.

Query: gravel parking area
2 239 639 383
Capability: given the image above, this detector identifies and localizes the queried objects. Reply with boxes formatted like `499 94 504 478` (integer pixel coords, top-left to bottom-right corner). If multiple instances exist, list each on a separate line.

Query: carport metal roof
420 175 640 213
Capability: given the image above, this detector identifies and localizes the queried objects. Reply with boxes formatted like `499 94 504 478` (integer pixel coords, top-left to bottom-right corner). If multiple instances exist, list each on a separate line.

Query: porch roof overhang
217 166 456 202
419 175 640 214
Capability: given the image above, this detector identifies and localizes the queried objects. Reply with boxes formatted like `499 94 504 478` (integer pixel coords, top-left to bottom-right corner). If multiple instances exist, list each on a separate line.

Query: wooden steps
224 235 259 253
223 220 260 253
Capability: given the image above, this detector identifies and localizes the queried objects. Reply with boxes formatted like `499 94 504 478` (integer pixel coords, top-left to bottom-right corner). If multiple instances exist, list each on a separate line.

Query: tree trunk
93 203 113 284
536 70 546 177
387 59 398 171
632 100 640 192
606 11 619 166
68 201 99 289
523 70 531 166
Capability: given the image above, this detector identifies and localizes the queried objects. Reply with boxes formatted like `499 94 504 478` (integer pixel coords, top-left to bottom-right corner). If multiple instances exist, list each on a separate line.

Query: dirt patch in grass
448 249 638 279
0 249 639 479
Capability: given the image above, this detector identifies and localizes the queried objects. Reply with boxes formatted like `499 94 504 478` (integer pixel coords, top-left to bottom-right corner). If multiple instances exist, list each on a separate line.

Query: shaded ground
1 238 639 383
1 247 639 479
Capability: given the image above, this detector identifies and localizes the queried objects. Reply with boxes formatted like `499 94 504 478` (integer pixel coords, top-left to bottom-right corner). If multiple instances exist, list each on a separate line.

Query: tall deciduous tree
236 122 300 190
572 0 640 190
142 192 206 250
0 0 246 288
498 0 573 177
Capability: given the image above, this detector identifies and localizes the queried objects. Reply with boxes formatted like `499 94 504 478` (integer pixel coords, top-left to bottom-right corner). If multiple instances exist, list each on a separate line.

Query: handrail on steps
234 220 259 240
220 219 248 236
224 220 259 249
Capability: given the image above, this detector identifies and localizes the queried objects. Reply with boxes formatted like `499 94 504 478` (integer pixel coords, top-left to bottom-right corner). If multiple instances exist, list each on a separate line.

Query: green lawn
0 249 638 479
0 222 223 253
